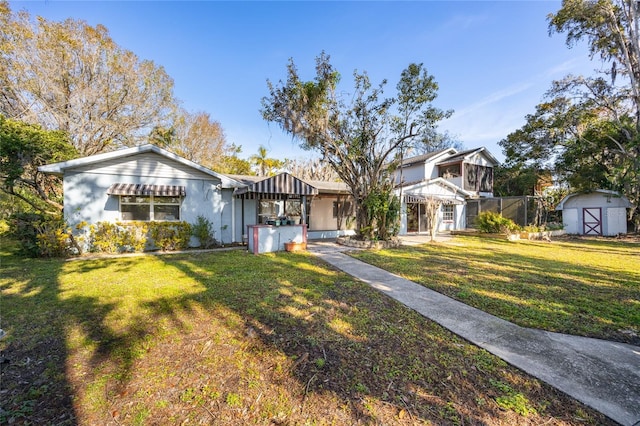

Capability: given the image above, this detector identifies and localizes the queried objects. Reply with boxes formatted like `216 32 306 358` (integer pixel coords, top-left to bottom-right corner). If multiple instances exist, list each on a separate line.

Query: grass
352 235 640 344
0 239 617 425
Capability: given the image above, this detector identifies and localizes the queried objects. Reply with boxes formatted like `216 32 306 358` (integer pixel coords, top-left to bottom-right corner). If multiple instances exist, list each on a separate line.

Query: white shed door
583 208 602 235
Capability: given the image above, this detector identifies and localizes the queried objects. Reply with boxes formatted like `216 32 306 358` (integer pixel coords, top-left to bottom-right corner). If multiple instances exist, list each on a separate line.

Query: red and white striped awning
107 183 186 197
235 173 318 199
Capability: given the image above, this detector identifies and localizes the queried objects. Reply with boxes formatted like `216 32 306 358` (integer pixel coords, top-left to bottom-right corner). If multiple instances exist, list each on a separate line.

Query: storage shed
556 190 631 236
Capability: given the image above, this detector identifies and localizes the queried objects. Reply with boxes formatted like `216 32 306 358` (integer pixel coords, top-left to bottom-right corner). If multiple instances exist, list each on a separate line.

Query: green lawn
0 241 617 425
353 236 640 344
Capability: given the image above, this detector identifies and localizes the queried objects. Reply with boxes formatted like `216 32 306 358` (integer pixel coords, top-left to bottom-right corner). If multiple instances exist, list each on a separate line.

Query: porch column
301 195 307 225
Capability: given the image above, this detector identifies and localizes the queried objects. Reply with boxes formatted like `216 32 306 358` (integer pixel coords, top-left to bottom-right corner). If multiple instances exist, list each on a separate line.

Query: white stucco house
556 189 631 236
38 144 355 248
38 144 500 249
395 147 499 234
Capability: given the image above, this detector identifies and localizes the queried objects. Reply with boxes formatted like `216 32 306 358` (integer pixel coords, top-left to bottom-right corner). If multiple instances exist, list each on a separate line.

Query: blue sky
11 1 596 163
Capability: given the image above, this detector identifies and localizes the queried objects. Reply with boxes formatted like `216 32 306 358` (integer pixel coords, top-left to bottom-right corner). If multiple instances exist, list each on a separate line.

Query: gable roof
38 144 245 189
400 148 457 167
436 147 500 166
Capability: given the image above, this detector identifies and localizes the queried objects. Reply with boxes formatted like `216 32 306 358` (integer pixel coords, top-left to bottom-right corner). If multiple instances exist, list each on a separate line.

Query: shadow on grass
354 236 640 345
0 249 77 424
0 244 616 425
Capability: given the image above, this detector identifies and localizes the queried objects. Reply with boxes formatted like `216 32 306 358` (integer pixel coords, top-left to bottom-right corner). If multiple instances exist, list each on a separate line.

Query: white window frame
119 195 182 221
442 204 454 223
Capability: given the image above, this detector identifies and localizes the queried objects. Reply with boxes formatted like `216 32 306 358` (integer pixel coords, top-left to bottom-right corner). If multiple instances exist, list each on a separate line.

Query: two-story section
395 147 499 234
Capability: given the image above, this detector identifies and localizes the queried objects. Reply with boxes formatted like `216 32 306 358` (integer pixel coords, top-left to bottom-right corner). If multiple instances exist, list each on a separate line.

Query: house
395 147 499 234
38 144 355 249
556 189 631 236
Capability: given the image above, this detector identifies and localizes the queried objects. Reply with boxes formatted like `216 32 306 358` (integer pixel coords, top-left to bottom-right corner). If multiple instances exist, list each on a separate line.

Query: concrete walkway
307 241 640 426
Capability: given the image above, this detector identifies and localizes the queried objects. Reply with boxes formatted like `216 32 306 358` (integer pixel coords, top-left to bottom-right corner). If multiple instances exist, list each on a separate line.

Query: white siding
562 209 579 234
606 207 627 236
398 164 426 184
72 152 215 181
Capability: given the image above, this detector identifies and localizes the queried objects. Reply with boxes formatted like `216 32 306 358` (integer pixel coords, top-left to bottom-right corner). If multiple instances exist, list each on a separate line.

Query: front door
583 207 602 235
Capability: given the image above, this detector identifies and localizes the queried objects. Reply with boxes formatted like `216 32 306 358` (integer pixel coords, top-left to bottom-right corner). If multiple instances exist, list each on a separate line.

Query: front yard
353 235 640 345
0 238 622 425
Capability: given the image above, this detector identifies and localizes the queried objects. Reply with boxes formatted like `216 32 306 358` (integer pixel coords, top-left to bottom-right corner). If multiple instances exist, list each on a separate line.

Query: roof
38 144 245 189
555 189 632 210
227 175 350 195
234 172 318 198
436 147 500 166
400 148 457 167
304 179 350 194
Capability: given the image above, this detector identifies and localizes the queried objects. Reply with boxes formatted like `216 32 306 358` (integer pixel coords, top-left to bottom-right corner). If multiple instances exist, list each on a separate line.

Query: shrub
9 213 81 257
89 221 148 253
148 221 191 251
35 219 75 258
475 211 520 234
191 216 217 248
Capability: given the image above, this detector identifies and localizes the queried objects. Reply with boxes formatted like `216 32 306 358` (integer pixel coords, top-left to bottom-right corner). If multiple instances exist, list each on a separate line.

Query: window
442 204 454 222
120 195 181 221
439 163 461 178
258 199 302 224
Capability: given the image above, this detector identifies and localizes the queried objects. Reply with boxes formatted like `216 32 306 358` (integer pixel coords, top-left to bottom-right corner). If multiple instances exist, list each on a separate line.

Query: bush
35 219 75 257
148 221 191 251
9 213 81 257
191 216 217 248
475 211 520 234
89 221 148 253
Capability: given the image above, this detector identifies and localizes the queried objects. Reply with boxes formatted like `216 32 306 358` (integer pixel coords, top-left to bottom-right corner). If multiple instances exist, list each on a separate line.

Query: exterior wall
398 181 466 235
71 152 216 180
466 152 493 167
61 155 240 245
397 164 426 185
308 195 355 231
235 198 257 243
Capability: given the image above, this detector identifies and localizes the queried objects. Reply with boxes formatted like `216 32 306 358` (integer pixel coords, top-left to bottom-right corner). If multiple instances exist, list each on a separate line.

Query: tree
493 164 553 197
168 110 231 169
0 115 77 215
215 145 253 175
549 0 640 227
249 145 284 177
501 0 640 229
262 52 451 239
282 157 340 181
0 1 177 156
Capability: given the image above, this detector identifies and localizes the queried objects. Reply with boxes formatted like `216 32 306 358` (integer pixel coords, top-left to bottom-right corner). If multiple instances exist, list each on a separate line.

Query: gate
583 208 602 235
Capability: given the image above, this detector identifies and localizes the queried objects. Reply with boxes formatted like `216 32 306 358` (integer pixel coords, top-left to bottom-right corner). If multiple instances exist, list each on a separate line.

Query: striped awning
235 173 318 199
107 183 186 197
404 193 464 205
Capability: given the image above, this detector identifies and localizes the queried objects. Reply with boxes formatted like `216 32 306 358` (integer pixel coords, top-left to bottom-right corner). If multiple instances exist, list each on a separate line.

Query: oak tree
262 53 451 239
0 1 177 156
